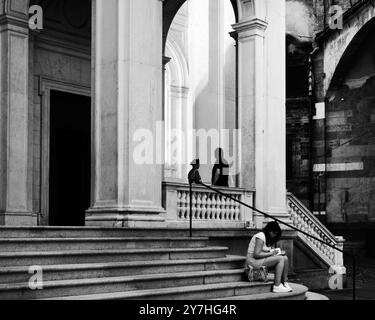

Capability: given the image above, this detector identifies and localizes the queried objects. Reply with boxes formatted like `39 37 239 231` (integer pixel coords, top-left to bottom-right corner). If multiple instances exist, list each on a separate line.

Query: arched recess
328 17 375 93
164 35 191 180
163 0 238 183
322 3 375 94
323 16 375 223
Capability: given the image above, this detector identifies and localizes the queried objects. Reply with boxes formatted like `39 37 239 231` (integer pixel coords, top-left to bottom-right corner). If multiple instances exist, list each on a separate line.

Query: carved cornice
0 14 29 30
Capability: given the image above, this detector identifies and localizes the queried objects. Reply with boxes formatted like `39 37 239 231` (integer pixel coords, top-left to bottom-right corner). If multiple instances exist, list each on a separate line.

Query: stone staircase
0 227 315 300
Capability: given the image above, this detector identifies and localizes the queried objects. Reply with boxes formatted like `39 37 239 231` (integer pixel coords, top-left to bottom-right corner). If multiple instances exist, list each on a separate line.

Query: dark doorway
49 90 91 226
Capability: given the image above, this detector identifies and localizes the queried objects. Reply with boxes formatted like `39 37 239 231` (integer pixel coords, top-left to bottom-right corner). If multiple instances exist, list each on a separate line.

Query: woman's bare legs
262 256 284 286
282 255 289 283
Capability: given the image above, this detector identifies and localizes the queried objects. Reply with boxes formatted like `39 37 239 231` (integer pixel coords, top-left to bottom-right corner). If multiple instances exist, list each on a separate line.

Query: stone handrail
163 181 255 228
287 193 345 267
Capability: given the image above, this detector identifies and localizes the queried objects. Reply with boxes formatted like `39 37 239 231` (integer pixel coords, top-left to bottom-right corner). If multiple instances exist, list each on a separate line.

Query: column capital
232 18 268 39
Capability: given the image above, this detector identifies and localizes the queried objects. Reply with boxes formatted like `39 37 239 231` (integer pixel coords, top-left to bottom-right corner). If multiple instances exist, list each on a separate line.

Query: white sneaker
283 282 293 292
273 284 290 293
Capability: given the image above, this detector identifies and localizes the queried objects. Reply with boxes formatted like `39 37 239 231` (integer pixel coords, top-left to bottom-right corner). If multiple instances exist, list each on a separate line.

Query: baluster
202 193 208 219
207 194 212 220
226 197 231 220
217 195 222 220
223 197 228 220
177 191 182 219
192 192 197 220
181 192 186 219
183 191 188 220
212 194 217 220
219 195 224 220
234 197 240 220
197 193 202 219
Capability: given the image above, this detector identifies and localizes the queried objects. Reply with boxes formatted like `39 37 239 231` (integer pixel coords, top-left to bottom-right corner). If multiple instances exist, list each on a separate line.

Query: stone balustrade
163 181 255 229
287 193 345 268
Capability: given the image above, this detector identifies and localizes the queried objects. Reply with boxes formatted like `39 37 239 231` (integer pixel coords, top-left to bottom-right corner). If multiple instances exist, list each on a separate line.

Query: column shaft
0 2 35 225
87 0 165 227
233 0 288 225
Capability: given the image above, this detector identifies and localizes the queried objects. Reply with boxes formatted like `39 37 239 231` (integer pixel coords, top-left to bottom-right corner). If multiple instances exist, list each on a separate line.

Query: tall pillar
86 0 166 227
233 0 288 225
264 0 288 221
0 1 36 225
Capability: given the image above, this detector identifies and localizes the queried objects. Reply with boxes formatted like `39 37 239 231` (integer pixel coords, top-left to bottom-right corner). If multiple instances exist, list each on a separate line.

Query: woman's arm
253 238 276 259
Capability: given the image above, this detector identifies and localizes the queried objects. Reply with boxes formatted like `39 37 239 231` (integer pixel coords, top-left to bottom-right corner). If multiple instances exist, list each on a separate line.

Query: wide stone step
40 281 278 300
0 237 208 252
0 269 247 300
0 247 228 267
0 256 246 284
0 227 190 239
211 283 308 300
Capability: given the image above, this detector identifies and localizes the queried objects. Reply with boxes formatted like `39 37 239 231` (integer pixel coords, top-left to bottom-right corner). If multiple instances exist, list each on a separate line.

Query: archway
164 35 190 180
163 0 239 50
163 0 238 183
324 17 375 224
320 2 375 95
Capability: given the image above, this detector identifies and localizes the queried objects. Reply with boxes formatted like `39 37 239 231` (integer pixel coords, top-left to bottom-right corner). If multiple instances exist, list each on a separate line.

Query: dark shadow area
49 90 91 226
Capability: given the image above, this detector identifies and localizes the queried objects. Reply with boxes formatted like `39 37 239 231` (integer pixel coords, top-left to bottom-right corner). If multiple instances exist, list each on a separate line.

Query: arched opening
163 0 238 183
325 17 375 224
163 0 238 50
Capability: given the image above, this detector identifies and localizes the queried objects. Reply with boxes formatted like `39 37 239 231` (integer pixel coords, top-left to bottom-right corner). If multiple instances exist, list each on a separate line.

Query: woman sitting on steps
246 221 293 293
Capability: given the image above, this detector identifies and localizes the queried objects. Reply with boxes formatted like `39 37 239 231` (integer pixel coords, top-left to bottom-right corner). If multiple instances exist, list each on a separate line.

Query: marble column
233 0 288 226
86 0 166 227
264 0 288 222
0 1 36 225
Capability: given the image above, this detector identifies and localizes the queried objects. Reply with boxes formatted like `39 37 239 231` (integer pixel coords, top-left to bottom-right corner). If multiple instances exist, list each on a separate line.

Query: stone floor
317 255 375 300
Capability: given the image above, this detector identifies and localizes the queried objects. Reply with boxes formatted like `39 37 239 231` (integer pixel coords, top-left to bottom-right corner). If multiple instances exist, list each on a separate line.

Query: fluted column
86 0 166 227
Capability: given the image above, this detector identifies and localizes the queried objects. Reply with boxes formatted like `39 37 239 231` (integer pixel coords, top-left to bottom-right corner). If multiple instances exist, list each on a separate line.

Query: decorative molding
34 32 91 59
0 14 29 29
232 18 268 38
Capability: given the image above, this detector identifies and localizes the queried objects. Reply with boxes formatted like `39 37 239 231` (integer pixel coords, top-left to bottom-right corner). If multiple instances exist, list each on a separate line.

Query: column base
0 212 38 226
85 206 167 228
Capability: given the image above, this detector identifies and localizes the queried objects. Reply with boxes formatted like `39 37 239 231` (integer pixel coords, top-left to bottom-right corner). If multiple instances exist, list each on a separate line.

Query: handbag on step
246 265 269 282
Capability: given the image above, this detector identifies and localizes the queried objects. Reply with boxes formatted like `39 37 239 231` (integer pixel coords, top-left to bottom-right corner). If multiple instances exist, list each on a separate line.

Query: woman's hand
269 249 278 257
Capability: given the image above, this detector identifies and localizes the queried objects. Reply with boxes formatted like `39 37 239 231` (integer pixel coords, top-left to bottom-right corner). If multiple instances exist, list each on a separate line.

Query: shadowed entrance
49 90 91 226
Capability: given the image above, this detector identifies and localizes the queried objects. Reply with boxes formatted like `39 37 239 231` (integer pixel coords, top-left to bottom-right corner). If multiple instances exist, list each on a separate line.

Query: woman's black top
211 163 229 187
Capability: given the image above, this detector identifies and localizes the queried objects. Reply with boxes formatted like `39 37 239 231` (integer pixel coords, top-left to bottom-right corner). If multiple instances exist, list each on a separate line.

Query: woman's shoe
283 282 293 292
273 284 290 293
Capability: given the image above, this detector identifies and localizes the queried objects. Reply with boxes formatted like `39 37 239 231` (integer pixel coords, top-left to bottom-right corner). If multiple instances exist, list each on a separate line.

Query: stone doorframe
38 76 91 226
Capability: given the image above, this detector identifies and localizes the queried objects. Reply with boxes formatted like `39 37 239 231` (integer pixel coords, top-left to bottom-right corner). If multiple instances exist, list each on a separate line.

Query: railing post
243 191 254 228
189 182 193 238
335 236 345 266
